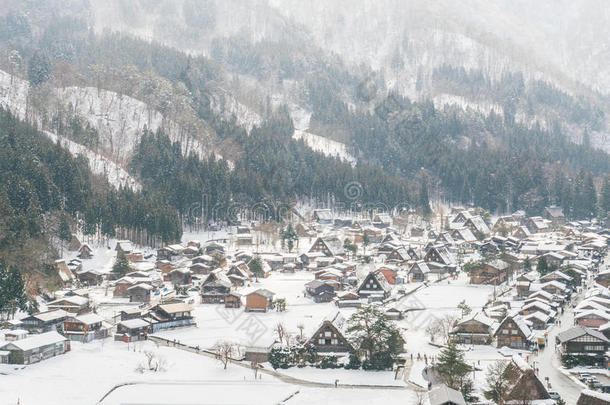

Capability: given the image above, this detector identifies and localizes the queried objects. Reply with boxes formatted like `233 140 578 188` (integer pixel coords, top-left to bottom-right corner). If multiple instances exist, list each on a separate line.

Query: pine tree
419 181 432 216
248 256 264 280
435 341 470 390
537 256 549 276
583 173 597 219
58 214 72 243
27 51 52 86
5 264 27 319
112 250 130 277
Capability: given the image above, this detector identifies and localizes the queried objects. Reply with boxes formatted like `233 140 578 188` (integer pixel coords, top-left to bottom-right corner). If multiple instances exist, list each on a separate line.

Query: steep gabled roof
557 326 609 344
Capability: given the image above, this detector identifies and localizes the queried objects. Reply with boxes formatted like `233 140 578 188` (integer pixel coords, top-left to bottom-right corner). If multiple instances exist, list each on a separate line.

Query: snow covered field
154 271 357 349
0 339 266 405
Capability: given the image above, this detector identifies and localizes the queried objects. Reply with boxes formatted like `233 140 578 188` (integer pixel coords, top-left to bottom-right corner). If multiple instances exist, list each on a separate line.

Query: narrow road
531 287 585 404
148 335 424 391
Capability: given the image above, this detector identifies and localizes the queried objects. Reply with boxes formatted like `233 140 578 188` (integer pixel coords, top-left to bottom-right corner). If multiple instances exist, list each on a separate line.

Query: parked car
548 392 561 401
579 373 592 382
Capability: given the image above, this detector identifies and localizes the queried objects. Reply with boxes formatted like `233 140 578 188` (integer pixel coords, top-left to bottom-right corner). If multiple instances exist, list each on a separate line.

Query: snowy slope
43 130 141 190
0 69 220 188
293 130 356 164
56 86 211 163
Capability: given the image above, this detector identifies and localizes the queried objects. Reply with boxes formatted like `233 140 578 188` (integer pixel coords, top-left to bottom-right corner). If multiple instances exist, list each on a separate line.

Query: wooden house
449 312 494 345
523 312 551 330
226 263 252 286
372 213 392 228
386 247 410 263
167 268 192 285
543 206 565 225
120 307 142 321
469 259 508 285
115 319 150 342
224 293 242 308
55 259 74 284
428 384 466 405
200 271 232 303
501 357 550 403
408 261 430 282
575 310 610 328
513 226 531 239
515 272 537 298
148 303 195 332
494 315 533 349
556 326 609 356
63 313 109 342
78 244 93 259
20 310 68 333
47 295 89 314
305 280 335 303
308 237 343 257
526 217 551 234
245 289 274 312
204 242 225 255
128 283 153 303
115 240 134 254
307 312 354 354
450 227 477 244
313 209 333 224
76 269 103 286
577 390 610 405
0 331 69 364
464 216 491 237
356 271 391 300
424 245 455 266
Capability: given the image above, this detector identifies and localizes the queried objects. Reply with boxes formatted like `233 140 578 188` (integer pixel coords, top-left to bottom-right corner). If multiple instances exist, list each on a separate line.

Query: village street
531 291 584 404
531 250 610 405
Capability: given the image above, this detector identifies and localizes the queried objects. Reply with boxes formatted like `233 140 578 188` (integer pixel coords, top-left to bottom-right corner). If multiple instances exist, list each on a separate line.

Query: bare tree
297 323 305 342
214 341 236 370
141 351 167 372
484 361 509 404
425 314 458 345
250 360 260 379
274 322 287 344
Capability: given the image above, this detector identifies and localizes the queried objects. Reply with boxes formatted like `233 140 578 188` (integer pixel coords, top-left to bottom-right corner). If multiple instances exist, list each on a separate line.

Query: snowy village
1 204 609 405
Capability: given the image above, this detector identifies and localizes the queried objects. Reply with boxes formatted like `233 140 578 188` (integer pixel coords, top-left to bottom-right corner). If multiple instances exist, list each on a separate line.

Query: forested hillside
0 0 609 278
0 107 181 287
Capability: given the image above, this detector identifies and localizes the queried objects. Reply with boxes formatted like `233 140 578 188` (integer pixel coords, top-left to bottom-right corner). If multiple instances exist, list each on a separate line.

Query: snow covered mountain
81 0 609 153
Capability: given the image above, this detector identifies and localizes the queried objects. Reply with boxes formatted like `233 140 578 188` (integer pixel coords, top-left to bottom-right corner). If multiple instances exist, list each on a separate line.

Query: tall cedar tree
435 341 471 391
112 250 130 277
346 306 401 365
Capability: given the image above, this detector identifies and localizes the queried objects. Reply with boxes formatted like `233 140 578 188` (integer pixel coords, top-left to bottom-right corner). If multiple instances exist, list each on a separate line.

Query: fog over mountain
0 0 610 275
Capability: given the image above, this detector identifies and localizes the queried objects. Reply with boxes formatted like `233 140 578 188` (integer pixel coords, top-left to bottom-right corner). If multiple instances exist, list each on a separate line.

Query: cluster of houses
4 202 610 405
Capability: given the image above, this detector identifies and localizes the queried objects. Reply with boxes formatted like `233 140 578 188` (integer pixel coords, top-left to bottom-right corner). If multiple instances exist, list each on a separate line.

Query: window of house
325 331 332 337
318 339 325 345
511 329 518 335
502 329 509 334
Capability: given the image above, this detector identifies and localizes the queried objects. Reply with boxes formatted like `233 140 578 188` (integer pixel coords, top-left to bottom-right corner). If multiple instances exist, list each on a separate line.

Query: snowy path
149 336 425 391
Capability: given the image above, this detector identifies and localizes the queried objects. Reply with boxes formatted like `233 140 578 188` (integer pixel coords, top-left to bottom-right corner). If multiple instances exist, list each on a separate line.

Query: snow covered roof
557 326 609 343
0 331 66 352
156 303 193 314
428 384 466 405
48 295 89 307
578 390 610 404
68 313 105 325
119 319 150 329
29 309 68 322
